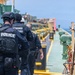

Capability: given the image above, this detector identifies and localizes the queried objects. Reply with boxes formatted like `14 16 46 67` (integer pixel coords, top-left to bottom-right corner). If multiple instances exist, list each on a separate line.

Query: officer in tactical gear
0 12 30 75
26 24 44 75
13 13 33 75
13 13 33 41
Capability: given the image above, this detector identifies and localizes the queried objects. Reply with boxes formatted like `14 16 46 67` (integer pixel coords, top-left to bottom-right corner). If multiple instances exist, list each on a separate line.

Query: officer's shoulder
13 29 21 35
13 23 24 26
24 25 31 31
24 25 29 28
32 32 37 37
32 31 37 35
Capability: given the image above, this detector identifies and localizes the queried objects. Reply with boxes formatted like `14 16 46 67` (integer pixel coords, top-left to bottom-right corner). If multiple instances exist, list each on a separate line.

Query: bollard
60 34 72 60
49 32 54 39
18 70 21 75
59 31 65 37
62 44 68 59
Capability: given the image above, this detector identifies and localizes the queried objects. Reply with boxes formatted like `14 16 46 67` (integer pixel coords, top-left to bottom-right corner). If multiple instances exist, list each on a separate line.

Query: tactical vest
0 26 18 57
13 23 24 36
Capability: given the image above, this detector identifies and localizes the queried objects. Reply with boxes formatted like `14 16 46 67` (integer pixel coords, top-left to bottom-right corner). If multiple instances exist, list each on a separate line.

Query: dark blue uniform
13 22 33 75
0 24 30 75
2 24 30 50
13 22 33 41
28 32 42 75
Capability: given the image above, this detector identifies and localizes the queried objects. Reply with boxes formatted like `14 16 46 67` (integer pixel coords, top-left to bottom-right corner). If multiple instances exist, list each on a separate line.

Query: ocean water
63 28 75 37
64 28 72 34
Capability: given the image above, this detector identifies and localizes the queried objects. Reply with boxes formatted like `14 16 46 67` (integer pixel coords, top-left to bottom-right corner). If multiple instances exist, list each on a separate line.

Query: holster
4 57 13 70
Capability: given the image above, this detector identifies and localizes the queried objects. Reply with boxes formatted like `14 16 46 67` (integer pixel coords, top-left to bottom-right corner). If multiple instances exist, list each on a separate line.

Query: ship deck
46 31 66 74
34 31 67 75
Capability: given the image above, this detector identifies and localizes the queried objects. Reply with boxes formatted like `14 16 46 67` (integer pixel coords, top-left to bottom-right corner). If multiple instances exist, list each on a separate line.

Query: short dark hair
3 17 11 23
15 13 22 22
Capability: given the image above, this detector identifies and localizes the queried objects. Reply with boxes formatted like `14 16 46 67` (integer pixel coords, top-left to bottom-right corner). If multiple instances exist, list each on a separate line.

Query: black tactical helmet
2 12 15 20
15 13 22 22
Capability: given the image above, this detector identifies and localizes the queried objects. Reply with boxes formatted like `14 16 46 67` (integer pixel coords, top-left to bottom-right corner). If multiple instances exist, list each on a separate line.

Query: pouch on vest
0 33 17 54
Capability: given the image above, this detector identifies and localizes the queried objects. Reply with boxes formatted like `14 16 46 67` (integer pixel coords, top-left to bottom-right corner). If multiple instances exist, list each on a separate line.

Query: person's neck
5 21 11 25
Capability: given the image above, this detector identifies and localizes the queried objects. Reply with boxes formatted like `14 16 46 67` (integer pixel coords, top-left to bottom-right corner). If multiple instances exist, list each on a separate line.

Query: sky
7 0 75 29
